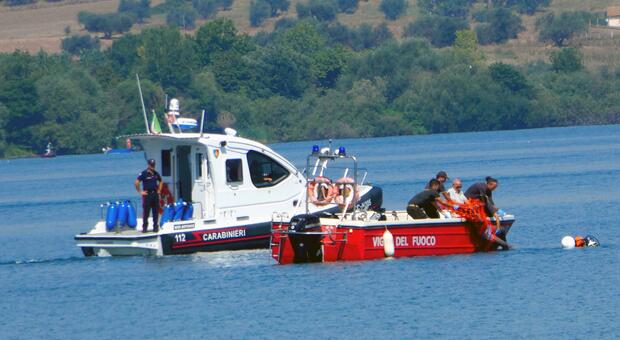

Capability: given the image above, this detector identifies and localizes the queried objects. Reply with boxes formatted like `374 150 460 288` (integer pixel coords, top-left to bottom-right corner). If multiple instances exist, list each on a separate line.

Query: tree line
0 8 619 157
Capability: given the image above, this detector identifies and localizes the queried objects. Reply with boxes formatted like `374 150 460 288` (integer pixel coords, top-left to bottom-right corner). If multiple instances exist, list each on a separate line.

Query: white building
608 6 620 27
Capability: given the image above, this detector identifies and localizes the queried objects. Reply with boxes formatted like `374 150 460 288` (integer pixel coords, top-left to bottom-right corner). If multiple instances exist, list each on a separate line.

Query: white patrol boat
75 96 382 256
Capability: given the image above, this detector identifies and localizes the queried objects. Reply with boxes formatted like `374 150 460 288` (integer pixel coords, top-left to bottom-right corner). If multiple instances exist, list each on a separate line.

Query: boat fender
182 203 194 221
105 202 119 231
173 200 186 221
160 204 174 225
383 228 395 257
126 200 137 228
117 201 129 227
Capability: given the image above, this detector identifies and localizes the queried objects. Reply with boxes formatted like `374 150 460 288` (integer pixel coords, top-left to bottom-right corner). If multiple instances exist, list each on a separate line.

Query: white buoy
383 229 395 257
561 235 575 249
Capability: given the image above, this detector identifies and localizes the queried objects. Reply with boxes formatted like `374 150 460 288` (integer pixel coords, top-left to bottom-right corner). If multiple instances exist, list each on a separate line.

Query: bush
379 0 407 20
61 35 101 55
475 8 523 45
296 0 338 22
166 6 198 29
250 0 271 26
550 48 583 73
537 11 589 47
404 16 468 47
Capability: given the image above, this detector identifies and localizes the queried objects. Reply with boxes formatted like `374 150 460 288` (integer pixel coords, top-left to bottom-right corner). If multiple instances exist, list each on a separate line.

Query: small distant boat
40 143 56 158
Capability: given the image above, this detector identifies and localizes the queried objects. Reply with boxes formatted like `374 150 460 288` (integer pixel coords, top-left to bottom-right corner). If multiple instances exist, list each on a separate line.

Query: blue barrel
182 203 194 221
173 200 185 221
117 201 128 227
105 202 119 230
160 204 174 225
126 200 137 228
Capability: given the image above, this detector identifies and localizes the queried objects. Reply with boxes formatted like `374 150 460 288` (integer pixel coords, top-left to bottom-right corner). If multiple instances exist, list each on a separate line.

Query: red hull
271 218 515 264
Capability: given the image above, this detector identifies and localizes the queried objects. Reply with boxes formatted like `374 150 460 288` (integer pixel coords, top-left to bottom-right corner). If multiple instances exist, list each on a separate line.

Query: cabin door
176 145 192 202
191 146 212 219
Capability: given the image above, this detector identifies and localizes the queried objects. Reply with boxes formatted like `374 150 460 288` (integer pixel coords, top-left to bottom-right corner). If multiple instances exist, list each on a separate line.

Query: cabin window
226 159 243 183
161 150 172 176
195 153 203 179
247 150 290 188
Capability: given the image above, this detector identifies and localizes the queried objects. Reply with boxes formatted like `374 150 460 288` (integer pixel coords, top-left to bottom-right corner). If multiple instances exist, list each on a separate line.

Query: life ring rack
307 176 338 206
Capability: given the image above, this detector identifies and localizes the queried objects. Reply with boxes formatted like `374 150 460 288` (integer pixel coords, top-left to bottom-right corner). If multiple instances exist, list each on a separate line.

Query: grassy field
0 0 618 69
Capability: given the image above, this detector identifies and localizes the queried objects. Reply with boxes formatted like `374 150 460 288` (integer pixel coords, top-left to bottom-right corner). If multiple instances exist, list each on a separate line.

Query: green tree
537 11 589 47
550 48 583 73
418 0 475 18
296 0 338 22
138 26 198 91
489 62 530 93
78 12 134 39
250 0 271 26
61 35 100 55
379 0 407 20
404 16 469 47
166 5 198 29
194 19 251 66
476 8 523 45
118 0 151 23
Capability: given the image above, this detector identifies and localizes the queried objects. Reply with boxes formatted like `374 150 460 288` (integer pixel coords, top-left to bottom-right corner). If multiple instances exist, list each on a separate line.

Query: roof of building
608 6 620 17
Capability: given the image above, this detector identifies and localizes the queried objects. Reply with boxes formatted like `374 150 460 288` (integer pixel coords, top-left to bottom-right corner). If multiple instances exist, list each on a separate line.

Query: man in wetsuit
407 179 449 219
135 159 163 233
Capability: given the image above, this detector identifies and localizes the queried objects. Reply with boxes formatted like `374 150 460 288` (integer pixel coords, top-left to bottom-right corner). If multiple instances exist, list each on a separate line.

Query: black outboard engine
288 214 323 263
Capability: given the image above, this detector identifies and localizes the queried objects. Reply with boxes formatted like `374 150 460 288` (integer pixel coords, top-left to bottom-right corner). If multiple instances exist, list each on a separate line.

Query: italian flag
150 110 162 134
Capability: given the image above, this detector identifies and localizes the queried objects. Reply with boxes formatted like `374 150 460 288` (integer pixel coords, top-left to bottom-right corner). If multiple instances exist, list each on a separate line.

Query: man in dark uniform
465 176 501 228
407 179 449 219
135 159 163 233
425 171 449 200
464 176 511 249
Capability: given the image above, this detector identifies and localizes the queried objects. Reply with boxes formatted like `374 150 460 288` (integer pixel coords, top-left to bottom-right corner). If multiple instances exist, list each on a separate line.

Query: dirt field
0 0 122 52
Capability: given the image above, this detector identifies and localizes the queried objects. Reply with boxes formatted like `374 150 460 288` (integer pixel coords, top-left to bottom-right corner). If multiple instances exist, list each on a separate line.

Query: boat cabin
132 132 305 224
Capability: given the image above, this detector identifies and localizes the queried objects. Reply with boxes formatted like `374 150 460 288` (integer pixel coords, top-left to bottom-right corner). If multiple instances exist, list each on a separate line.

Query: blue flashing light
312 145 320 154
338 146 346 156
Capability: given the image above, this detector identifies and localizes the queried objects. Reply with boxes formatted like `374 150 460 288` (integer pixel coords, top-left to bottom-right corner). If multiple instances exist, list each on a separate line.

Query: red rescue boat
270 148 516 265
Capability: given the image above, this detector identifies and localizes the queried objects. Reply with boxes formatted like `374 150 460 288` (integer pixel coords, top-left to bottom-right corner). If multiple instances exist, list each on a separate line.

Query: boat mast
136 74 150 134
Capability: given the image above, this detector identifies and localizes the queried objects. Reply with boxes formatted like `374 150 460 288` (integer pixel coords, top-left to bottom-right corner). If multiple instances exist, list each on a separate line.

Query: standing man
407 179 450 219
135 159 163 233
446 178 467 203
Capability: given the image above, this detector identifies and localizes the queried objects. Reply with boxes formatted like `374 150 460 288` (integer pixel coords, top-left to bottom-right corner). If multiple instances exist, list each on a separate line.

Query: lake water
1 125 619 339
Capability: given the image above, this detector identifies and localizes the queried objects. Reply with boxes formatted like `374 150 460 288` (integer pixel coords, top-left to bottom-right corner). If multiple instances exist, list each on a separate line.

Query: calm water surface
1 125 619 339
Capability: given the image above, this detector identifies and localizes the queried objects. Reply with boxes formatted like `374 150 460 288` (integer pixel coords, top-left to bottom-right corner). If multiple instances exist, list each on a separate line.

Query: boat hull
74 184 383 256
271 217 515 264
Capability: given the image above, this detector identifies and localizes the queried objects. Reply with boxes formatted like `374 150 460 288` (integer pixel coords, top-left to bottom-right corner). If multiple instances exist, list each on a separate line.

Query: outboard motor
288 214 323 263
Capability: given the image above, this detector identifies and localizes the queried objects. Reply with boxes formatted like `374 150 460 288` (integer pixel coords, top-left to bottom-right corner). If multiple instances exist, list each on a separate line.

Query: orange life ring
307 176 337 206
334 177 359 211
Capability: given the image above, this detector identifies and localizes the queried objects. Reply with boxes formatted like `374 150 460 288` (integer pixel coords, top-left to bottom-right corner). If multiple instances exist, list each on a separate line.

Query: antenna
200 109 206 137
136 74 150 134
